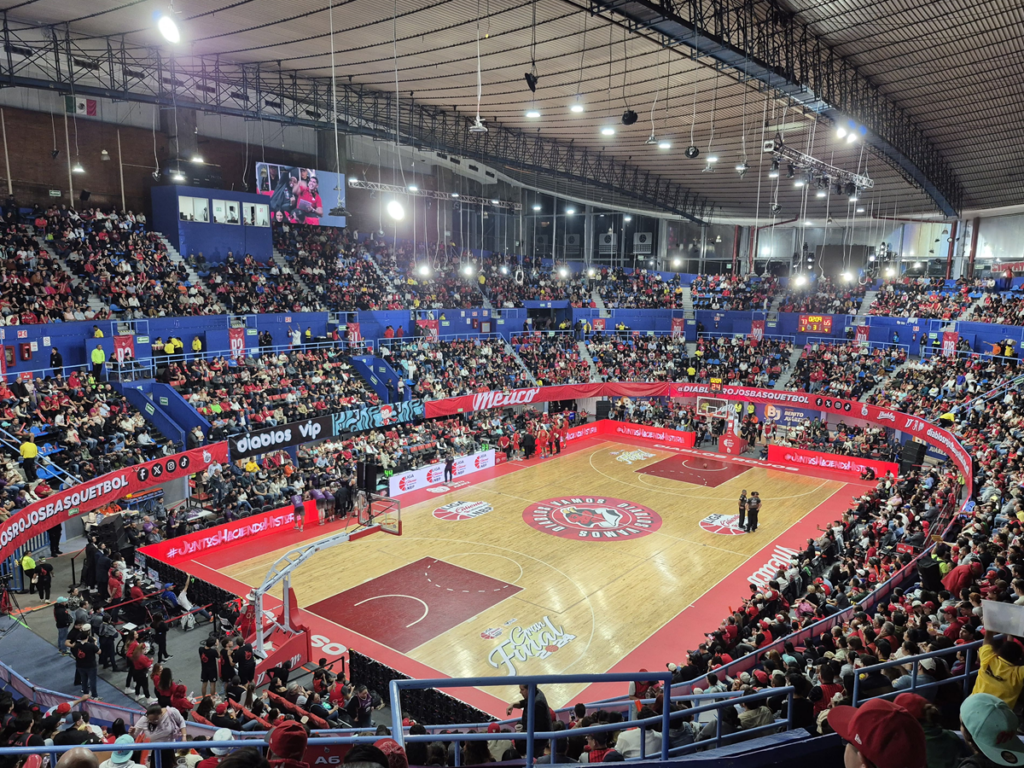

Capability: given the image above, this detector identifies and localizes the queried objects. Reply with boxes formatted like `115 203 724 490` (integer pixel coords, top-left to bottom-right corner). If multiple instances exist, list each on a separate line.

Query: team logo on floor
523 496 662 541
433 501 493 521
487 616 576 675
612 449 656 465
698 512 747 536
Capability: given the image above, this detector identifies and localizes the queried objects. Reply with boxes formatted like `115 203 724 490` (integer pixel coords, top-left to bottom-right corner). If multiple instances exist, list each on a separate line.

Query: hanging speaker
79 189 91 202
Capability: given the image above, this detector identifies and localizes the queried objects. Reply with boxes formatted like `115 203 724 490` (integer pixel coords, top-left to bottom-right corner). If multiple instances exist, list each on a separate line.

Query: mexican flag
65 96 97 116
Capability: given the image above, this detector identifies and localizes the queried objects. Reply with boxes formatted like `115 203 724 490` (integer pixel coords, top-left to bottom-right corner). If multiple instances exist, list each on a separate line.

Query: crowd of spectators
685 336 795 388
792 341 907 399
483 264 594 308
381 338 532 398
162 349 379 439
275 224 404 311
594 268 683 309
777 278 868 315
868 279 974 320
197 252 323 314
586 333 691 382
690 274 780 311
374 245 484 309
0 210 99 325
966 293 1024 325
511 332 591 385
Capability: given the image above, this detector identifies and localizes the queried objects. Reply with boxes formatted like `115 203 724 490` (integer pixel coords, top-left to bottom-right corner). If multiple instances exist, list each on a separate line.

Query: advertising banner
113 335 135 364
140 500 317 564
424 383 668 419
255 163 346 227
942 331 959 357
600 420 696 448
415 319 440 340
671 318 686 338
767 445 899 480
0 442 229 564
749 320 765 343
228 400 425 460
228 327 246 361
389 449 496 497
591 318 606 332
754 402 818 431
856 325 870 344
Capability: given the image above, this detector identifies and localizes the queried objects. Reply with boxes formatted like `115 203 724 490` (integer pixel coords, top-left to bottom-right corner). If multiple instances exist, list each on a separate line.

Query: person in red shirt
536 428 549 458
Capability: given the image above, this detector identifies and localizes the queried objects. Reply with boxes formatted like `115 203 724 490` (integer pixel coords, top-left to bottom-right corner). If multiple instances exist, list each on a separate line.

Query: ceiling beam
0 15 713 223
584 0 964 217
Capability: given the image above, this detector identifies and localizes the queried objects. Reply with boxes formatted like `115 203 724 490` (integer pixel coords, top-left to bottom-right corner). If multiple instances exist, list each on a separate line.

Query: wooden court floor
219 441 848 706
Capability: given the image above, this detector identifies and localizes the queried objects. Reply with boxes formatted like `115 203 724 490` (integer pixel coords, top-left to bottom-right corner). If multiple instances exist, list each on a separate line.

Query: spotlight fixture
462 263 475 276
621 109 638 125
417 263 431 277
849 196 859 203
794 275 807 287
570 95 585 113
786 163 796 179
736 161 749 178
601 126 616 136
51 149 60 159
157 7 181 43
685 146 700 159
524 70 539 93
846 131 857 144
841 272 852 282
408 185 419 192
624 216 632 222
451 193 459 198
100 150 110 162
804 220 813 226
705 154 718 164
566 208 576 215
658 140 671 150
770 203 782 214
645 133 658 146
835 126 847 140
587 268 595 277
816 189 826 198
328 205 352 217
532 204 542 212
191 153 204 164
386 200 405 220
715 235 722 243
671 257 681 268
844 182 857 196
768 160 779 179
469 116 487 133
884 268 894 277
72 161 85 174
490 199 500 204
172 169 185 182
794 178 805 188
525 109 541 119
558 267 568 278
856 207 865 213
500 265 508 275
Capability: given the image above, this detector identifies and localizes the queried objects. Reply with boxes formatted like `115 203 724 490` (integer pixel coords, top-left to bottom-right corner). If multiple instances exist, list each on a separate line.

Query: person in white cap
195 727 235 767
99 734 143 768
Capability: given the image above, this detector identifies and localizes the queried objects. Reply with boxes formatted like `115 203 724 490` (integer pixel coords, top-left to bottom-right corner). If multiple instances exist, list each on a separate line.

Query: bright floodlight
794 275 807 287
559 267 568 278
158 14 180 43
624 215 632 222
532 204 542 211
500 265 508 275
566 208 576 215
841 271 852 282
525 109 541 118
587 268 595 277
658 140 671 150
408 185 419 192
417 263 430 277
462 264 475 275
386 200 405 220
884 268 894 277
706 154 718 163
601 126 615 136
671 258 681 268
835 127 847 140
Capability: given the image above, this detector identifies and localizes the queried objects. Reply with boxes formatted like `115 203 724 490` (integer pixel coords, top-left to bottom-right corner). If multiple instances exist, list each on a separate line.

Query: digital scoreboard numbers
798 314 833 333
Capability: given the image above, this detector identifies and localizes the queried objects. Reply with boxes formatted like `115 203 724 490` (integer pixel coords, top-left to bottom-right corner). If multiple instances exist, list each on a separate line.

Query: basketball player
746 491 761 532
737 490 747 531
536 428 549 458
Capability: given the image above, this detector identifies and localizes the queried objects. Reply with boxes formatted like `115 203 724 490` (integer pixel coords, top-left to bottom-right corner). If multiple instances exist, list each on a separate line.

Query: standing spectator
19 435 38 482
50 346 63 373
54 596 72 655
47 522 63 557
152 618 170 663
91 344 106 378
73 627 100 698
19 551 36 594
98 614 119 672
35 557 53 602
130 704 186 768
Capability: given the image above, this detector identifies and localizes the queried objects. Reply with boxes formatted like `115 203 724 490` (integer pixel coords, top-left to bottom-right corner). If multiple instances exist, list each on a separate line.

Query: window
179 196 208 223
212 200 241 225
243 203 270 227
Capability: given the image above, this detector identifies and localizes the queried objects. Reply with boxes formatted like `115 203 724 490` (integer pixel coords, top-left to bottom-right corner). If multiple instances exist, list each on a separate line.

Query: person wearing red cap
268 720 310 768
827 698 926 768
893 693 966 768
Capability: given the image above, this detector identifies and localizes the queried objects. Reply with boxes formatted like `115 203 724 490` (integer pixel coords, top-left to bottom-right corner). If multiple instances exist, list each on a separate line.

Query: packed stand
274 223 404 310
691 273 781 311
684 336 795 388
965 293 1024 326
483 263 595 308
792 341 907 399
778 277 868 315
374 245 483 309
163 348 380 439
868 278 973 320
381 338 533 398
195 252 324 314
595 267 683 309
0 208 101 325
586 333 691 382
511 332 593 385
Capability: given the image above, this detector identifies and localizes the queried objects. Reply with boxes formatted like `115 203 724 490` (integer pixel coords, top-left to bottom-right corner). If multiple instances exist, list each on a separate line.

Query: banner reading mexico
113 335 135 364
0 442 229 564
228 327 246 360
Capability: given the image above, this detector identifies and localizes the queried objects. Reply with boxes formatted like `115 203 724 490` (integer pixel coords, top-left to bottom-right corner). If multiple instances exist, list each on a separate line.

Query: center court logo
523 496 662 541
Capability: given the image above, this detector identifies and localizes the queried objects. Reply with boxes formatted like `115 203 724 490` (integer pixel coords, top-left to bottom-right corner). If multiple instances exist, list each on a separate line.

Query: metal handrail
851 638 983 705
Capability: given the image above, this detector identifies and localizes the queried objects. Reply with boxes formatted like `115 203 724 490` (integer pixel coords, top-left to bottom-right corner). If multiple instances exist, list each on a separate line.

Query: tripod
0 578 26 635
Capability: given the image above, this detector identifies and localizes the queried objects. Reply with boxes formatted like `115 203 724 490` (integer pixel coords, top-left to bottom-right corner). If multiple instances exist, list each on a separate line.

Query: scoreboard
798 314 833 333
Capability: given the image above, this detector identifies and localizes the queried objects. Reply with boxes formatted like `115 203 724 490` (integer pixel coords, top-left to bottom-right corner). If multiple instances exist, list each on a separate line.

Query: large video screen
255 163 346 228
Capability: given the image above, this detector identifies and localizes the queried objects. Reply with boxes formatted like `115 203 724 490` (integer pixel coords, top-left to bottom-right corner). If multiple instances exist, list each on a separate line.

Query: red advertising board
112 335 135 363
0 442 229 564
416 319 440 340
798 314 833 333
228 327 246 360
671 318 686 338
559 420 696 448
140 500 317 564
423 382 668 418
767 445 899 480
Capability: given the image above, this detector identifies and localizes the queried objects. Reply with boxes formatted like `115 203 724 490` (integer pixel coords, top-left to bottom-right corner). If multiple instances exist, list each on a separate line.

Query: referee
737 490 747 531
746 491 761 532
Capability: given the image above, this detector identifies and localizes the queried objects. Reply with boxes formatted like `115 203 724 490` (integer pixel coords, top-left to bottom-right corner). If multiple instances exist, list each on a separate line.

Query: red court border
148 435 871 716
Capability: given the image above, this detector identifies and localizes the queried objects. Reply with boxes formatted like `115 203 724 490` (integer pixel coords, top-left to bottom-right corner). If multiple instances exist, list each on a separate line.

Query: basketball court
170 435 871 712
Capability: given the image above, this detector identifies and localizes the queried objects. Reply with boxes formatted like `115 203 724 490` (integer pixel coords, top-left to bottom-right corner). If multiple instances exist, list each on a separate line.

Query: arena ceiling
7 0 1021 222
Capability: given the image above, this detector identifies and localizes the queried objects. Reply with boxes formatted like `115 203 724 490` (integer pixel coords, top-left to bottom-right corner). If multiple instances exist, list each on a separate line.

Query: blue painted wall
119 384 187 447
151 383 211 439
151 185 273 262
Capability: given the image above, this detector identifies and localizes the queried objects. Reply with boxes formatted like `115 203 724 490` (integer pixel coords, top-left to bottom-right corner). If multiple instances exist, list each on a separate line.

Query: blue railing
851 638 983 705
